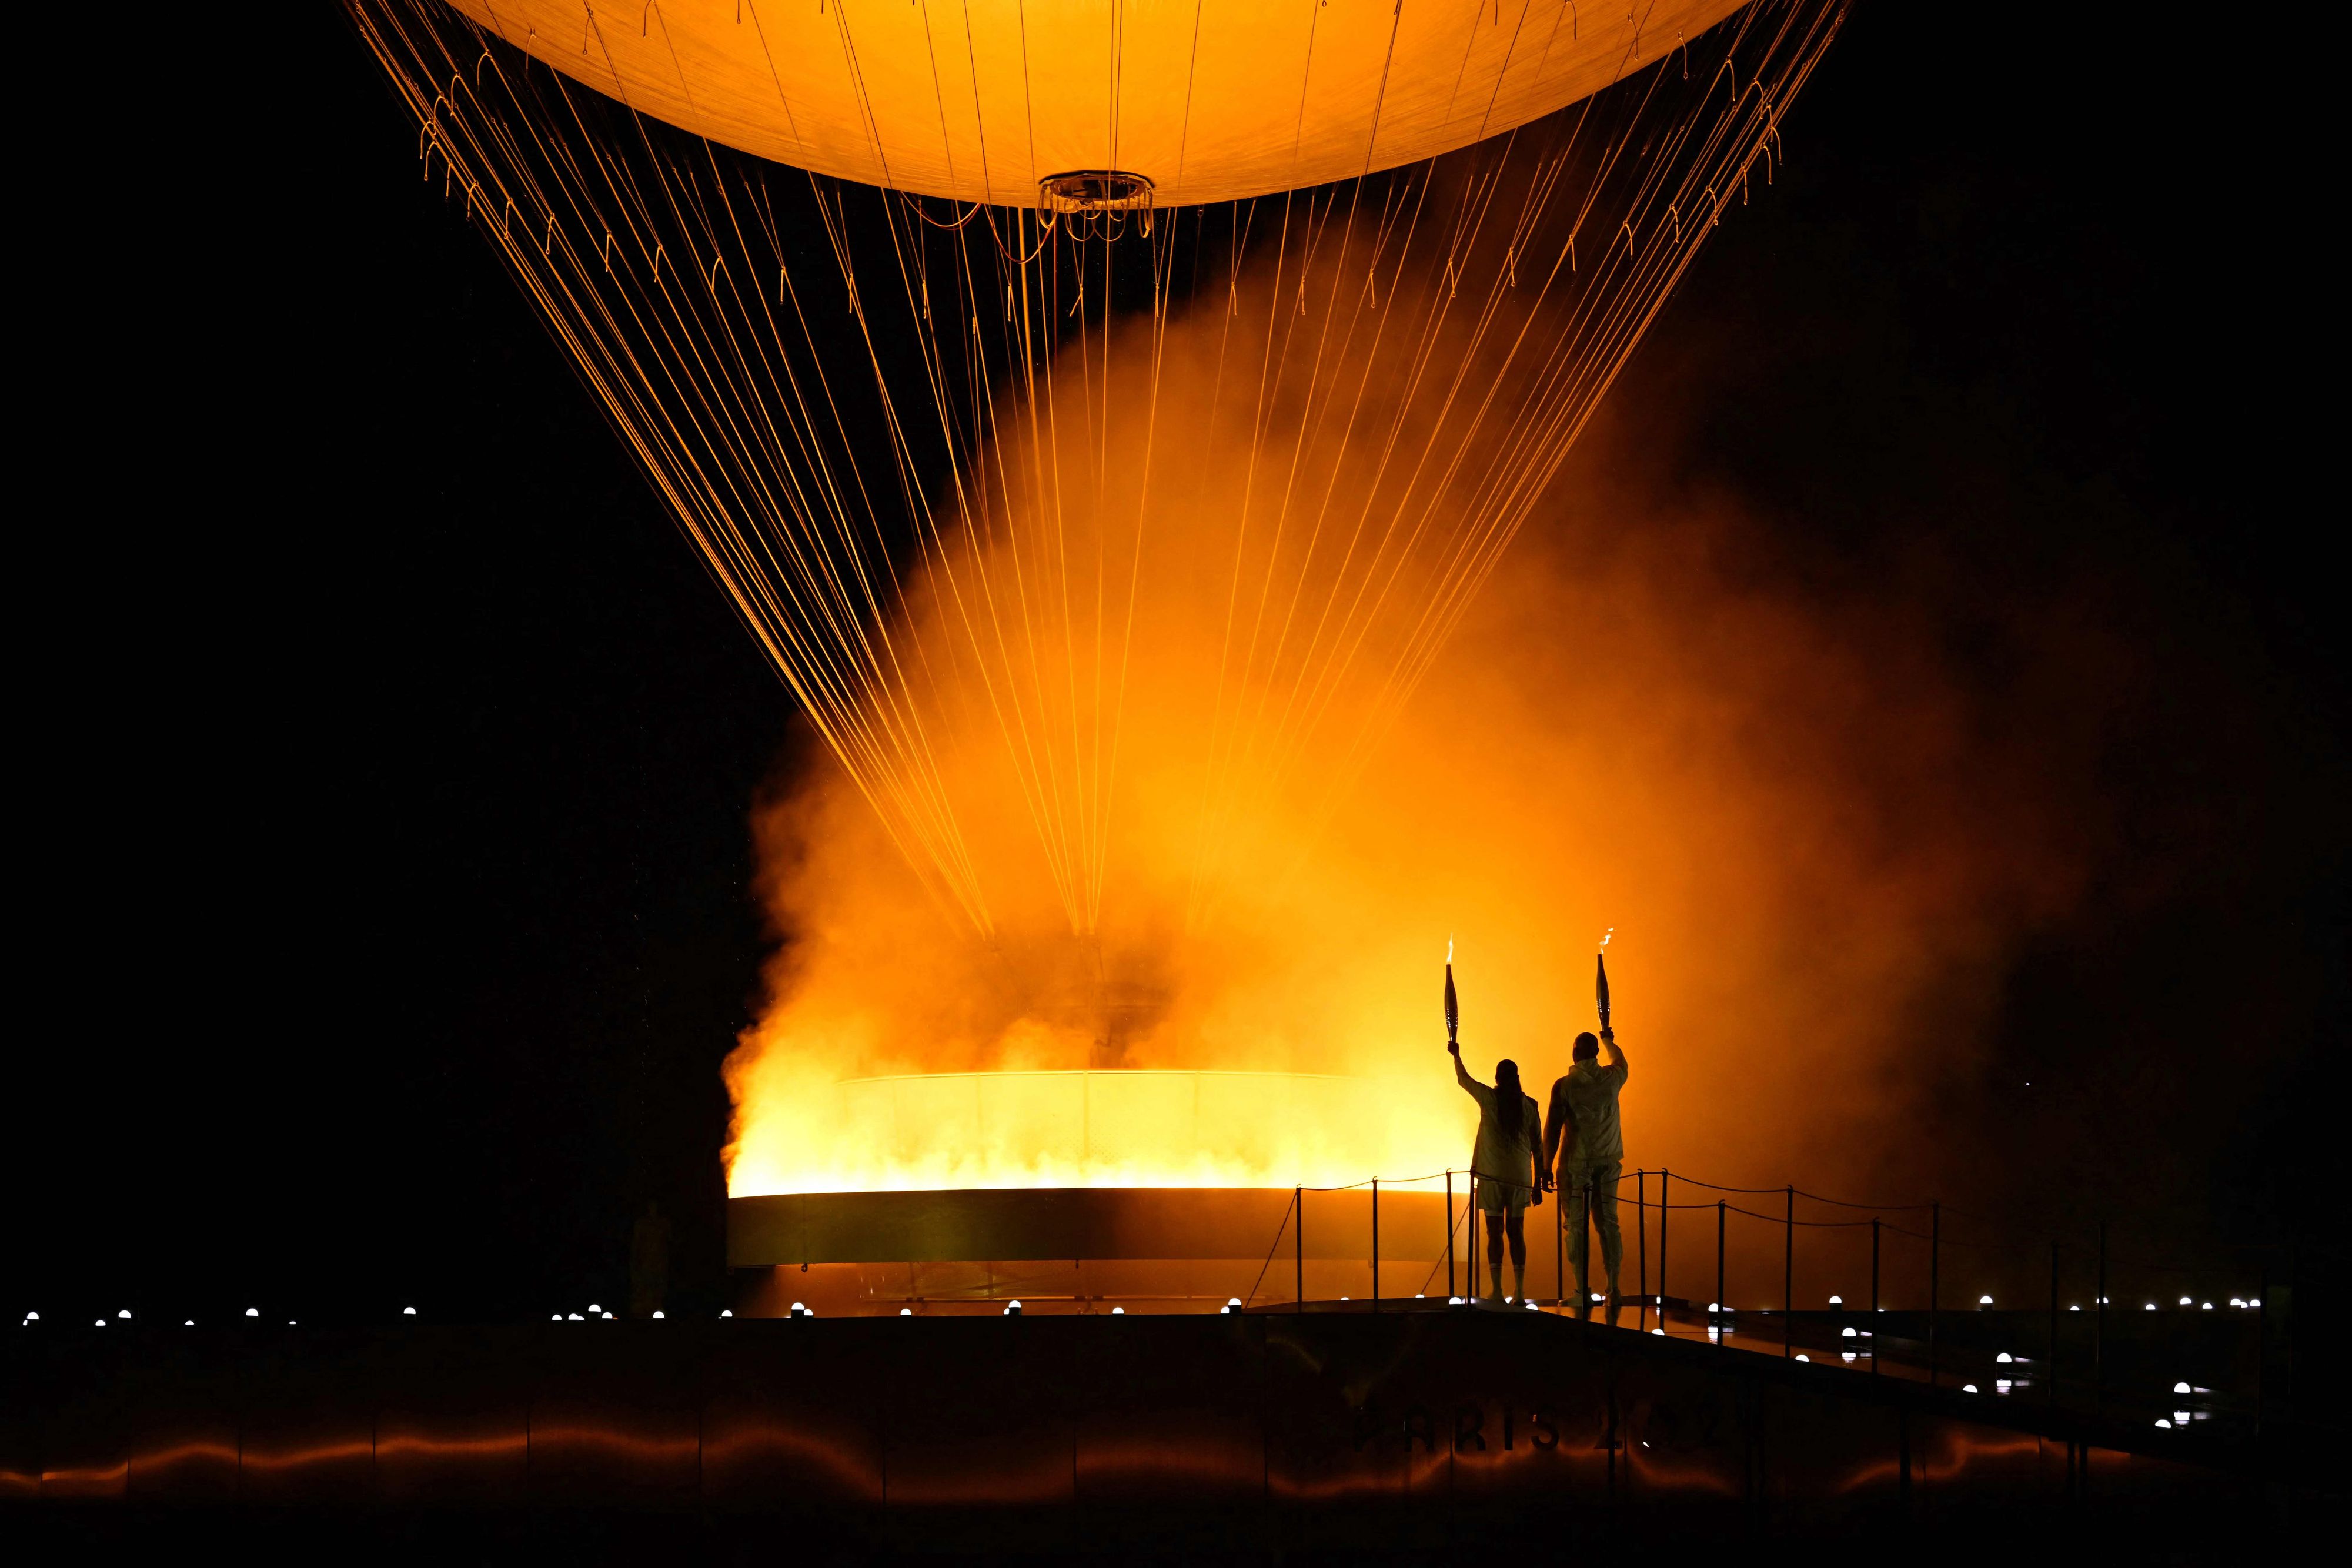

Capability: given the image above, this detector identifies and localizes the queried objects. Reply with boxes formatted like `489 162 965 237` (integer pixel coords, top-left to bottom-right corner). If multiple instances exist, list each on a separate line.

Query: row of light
21 1307 422 1328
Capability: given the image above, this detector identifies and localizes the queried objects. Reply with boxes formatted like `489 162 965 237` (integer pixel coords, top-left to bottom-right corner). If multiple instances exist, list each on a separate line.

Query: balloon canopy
450 0 1747 206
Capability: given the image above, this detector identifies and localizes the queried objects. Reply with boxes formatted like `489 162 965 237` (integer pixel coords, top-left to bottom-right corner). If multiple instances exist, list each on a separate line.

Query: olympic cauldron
729 1071 1463 1316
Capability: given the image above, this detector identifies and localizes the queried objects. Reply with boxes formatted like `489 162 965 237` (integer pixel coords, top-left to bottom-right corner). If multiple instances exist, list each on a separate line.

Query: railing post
1870 1218 1880 1377
1660 1168 1671 1330
1556 1170 1567 1308
1371 1179 1379 1313
1783 1184 1795 1360
1295 1185 1304 1315
1636 1170 1648 1332
1446 1171 1455 1299
1469 1172 1479 1299
1716 1200 1726 1336
1929 1201 1941 1388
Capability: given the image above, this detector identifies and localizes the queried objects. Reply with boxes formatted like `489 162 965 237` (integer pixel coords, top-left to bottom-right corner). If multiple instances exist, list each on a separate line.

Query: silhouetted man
1544 1028 1628 1323
1451 1039 1544 1303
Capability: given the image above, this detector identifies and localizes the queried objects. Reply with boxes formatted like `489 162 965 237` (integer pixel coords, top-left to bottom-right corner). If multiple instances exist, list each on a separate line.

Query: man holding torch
1545 1024 1629 1325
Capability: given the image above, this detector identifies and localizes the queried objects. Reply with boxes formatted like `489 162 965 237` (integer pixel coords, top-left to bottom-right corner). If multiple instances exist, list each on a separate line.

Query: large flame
724 236 2079 1203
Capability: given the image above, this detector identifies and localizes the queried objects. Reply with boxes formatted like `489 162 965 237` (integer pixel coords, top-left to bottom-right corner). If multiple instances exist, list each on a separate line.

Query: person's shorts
1476 1179 1534 1216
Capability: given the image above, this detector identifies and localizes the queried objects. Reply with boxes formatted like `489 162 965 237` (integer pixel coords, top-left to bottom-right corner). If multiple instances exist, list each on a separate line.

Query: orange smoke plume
723 242 2079 1201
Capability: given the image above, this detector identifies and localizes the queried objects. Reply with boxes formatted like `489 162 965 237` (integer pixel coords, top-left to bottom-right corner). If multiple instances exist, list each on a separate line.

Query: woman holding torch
1447 955 1545 1304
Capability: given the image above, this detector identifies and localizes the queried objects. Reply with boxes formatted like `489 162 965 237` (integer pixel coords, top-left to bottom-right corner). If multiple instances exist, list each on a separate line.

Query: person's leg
1565 1172 1591 1316
1594 1162 1625 1325
1484 1212 1506 1300
1505 1212 1528 1303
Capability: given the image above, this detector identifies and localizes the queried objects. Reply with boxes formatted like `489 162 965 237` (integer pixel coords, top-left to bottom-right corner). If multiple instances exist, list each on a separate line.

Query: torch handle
1596 952 1612 1034
1444 962 1459 1045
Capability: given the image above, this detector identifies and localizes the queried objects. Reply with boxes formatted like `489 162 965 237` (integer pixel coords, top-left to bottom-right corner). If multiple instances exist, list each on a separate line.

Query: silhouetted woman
1449 1039 1544 1303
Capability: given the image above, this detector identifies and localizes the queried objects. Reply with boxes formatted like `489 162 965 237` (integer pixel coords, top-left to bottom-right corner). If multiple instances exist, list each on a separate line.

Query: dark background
8 3 2340 1327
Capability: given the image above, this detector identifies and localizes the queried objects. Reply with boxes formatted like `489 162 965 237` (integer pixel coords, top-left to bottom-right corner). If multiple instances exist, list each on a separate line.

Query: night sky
9 5 2341 1328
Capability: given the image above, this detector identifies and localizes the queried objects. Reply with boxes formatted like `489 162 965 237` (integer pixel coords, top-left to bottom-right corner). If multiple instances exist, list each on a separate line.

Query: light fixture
1996 1352 2012 1363
1448 1296 1464 1306
1842 1327 1857 1338
245 1308 259 1318
2144 1304 2157 1311
1962 1383 1978 1393
2174 1410 2190 1424
1006 1301 1024 1315
1793 1352 1807 1361
2200 1302 2212 1310
589 1303 603 1313
118 1310 131 1319
1842 1352 1855 1363
2156 1419 2172 1429
1979 1295 1993 1306
2070 1305 2080 1312
2174 1381 2191 1393
566 1313 583 1321
720 1309 734 1319
1829 1295 1842 1306
652 1310 665 1319
1996 1379 2012 1395
402 1306 417 1317
2249 1298 2261 1307
1708 1302 1720 1312
899 1308 912 1316
184 1320 193 1327
550 1314 563 1321
1111 1307 1126 1315
2178 1296 2191 1306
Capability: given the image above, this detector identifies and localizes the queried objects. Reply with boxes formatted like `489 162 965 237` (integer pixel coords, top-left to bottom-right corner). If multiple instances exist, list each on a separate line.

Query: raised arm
1452 1043 1478 1096
1602 1027 1628 1080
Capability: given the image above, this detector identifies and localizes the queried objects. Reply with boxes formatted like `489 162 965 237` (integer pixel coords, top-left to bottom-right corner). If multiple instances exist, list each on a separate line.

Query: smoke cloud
723 232 2086 1205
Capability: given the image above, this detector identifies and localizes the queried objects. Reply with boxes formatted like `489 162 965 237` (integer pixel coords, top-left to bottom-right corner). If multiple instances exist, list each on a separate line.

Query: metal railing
1232 1159 2303 1440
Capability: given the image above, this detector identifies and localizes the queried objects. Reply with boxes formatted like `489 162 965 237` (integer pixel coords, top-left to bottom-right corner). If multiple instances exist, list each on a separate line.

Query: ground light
402 1306 416 1316
720 1310 734 1319
245 1308 258 1318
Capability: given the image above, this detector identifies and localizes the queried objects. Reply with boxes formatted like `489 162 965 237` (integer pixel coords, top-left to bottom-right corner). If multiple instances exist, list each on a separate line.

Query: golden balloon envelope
450 0 1746 204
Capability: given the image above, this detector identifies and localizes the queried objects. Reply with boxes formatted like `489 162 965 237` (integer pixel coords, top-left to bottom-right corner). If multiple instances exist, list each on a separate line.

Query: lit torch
1444 936 1459 1049
1596 927 1614 1035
